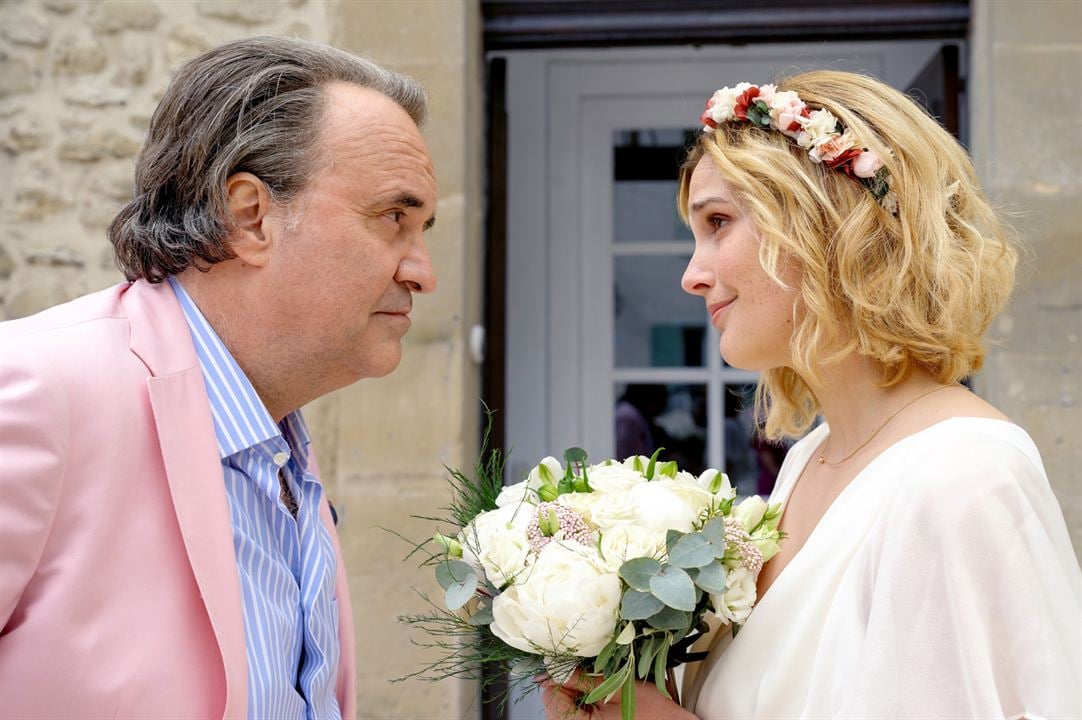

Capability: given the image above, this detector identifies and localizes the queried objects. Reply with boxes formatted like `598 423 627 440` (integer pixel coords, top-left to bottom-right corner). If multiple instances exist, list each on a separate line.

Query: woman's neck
803 358 945 455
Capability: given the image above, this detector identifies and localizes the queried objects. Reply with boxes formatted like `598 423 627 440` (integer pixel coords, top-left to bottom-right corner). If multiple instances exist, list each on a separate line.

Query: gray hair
108 36 427 282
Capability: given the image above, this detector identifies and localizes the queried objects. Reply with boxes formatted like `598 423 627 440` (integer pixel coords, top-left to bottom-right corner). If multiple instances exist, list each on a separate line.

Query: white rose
458 504 534 588
756 83 776 105
628 482 698 533
597 524 667 572
711 565 757 625
496 456 563 507
796 108 840 149
490 543 621 657
586 463 647 493
705 83 753 124
655 478 715 518
697 469 736 500
558 489 637 531
733 495 768 532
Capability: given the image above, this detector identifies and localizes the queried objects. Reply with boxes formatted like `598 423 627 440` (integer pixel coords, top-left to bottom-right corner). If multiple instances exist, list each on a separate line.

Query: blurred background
1 1 1078 718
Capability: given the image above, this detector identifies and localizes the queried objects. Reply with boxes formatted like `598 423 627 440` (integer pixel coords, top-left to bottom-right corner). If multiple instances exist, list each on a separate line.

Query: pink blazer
0 280 357 718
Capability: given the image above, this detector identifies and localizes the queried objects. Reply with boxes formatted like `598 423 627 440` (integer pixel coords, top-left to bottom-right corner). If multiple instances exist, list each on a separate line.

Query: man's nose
398 239 437 294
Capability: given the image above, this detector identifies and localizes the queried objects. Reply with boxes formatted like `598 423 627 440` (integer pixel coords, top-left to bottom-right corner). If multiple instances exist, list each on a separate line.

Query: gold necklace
818 384 957 466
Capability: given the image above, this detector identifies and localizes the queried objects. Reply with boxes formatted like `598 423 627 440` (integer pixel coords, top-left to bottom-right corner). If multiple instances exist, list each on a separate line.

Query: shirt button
272 452 289 467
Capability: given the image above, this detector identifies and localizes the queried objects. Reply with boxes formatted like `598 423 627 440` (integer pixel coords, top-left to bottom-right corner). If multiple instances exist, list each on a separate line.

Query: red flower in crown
733 86 761 121
700 98 719 129
825 147 865 177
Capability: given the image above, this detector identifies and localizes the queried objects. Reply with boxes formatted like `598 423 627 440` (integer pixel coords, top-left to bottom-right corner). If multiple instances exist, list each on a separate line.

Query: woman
543 70 1080 719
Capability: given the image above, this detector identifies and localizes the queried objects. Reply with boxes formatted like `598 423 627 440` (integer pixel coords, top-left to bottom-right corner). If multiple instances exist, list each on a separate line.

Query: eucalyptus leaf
665 529 684 553
621 589 664 620
467 604 494 625
691 562 728 593
435 559 475 590
667 533 715 569
646 605 690 631
701 517 726 545
444 574 477 610
649 565 697 611
619 557 662 592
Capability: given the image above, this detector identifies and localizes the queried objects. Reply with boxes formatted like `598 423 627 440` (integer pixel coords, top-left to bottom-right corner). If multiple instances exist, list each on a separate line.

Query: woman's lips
708 298 736 325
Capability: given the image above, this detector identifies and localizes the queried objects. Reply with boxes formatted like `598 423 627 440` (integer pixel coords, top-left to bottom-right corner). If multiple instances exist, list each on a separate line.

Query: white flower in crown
796 108 842 149
704 82 755 125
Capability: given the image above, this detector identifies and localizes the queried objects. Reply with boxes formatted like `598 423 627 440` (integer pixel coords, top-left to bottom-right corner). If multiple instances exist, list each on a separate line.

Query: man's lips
708 298 735 324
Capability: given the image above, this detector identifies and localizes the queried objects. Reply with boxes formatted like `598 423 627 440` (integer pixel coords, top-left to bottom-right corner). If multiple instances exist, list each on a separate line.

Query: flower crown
700 83 898 215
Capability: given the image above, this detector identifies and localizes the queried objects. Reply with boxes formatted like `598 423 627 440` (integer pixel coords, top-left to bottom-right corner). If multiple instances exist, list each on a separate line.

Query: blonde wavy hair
677 70 1017 441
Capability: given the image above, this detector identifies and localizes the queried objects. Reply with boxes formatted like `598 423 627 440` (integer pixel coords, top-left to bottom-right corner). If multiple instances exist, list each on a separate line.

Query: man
0 36 437 718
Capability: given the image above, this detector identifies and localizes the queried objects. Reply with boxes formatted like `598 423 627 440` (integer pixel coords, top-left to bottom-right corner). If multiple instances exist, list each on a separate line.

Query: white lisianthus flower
598 524 667 572
496 456 563 507
752 532 782 564
697 468 736 500
629 482 698 533
733 495 768 532
655 478 715 518
490 543 621 657
796 108 841 149
458 503 534 588
704 83 753 124
711 565 757 624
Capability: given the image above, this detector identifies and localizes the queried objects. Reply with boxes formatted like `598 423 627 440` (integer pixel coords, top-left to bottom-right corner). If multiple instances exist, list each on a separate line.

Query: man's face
267 82 437 390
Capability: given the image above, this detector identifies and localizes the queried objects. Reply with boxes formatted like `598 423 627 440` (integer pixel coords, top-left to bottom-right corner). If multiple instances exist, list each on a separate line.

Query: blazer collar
122 280 249 718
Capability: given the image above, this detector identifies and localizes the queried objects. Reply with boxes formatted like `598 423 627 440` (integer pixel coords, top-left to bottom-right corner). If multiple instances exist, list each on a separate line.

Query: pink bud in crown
852 151 883 178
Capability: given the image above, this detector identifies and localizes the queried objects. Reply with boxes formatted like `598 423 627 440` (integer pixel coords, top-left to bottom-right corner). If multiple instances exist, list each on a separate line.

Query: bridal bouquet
399 437 783 719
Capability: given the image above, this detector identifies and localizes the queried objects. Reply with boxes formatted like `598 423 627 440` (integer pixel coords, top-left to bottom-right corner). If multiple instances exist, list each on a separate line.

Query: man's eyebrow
383 192 436 230
423 216 436 231
689 196 733 213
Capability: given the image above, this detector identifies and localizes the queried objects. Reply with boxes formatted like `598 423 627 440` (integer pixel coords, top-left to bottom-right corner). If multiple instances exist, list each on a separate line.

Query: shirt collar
168 276 307 462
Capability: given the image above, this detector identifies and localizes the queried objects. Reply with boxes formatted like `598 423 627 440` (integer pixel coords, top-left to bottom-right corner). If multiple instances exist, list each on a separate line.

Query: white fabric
693 418 1082 720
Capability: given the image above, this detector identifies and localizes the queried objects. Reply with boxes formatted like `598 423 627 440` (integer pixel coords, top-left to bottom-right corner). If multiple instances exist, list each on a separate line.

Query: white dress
692 418 1082 720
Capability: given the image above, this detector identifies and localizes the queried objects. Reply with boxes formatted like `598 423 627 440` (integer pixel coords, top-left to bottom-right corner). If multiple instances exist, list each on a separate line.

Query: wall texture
0 1 481 718
971 0 1082 557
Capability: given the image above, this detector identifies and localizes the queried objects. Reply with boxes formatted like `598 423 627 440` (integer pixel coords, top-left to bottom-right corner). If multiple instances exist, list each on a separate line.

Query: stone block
0 54 39 99
59 128 142 162
111 35 152 87
0 246 14 281
53 32 108 76
331 0 465 66
196 0 283 25
88 1 162 34
63 85 130 108
25 246 85 268
4 275 76 320
990 46 1082 188
2 120 50 153
409 193 467 344
989 0 1082 46
1 9 50 47
42 0 77 14
331 340 465 479
13 188 72 222
166 24 213 67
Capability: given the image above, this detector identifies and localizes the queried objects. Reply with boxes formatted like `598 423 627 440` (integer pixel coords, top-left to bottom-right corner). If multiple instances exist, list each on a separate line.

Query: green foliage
667 533 715 569
619 557 662 592
621 590 664 620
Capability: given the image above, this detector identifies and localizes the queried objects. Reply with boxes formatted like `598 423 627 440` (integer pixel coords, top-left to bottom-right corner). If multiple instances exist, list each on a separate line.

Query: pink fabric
0 280 356 718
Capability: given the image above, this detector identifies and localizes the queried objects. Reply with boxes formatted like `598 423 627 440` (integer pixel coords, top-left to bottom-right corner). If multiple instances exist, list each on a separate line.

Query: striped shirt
169 277 341 720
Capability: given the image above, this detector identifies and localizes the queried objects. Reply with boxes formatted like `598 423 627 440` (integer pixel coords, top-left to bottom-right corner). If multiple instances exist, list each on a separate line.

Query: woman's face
681 156 799 371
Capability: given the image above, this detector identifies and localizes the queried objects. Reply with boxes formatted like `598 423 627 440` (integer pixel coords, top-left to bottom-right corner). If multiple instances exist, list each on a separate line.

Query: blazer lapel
124 281 248 719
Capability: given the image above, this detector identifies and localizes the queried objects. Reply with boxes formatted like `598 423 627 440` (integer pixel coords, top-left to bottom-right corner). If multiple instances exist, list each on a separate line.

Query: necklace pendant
818 455 825 464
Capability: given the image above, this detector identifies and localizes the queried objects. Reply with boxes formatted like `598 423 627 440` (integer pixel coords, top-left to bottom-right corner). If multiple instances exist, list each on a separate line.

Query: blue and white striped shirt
169 277 341 720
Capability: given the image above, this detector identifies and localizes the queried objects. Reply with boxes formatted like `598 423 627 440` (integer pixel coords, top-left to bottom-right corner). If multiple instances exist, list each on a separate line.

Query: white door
499 40 953 719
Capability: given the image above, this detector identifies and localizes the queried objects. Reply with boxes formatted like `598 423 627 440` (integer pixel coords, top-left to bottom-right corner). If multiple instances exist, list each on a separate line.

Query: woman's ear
225 172 276 267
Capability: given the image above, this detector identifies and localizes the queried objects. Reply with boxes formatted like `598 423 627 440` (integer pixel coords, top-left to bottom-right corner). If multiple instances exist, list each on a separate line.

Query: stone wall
0 1 481 718
970 0 1082 557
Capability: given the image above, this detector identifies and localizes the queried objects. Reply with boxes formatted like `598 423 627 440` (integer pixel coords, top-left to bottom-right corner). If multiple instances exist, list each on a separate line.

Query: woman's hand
539 670 698 720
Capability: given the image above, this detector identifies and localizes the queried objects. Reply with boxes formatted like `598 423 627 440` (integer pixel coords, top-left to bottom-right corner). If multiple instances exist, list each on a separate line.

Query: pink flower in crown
768 89 808 136
756 83 777 105
810 129 857 163
851 150 883 178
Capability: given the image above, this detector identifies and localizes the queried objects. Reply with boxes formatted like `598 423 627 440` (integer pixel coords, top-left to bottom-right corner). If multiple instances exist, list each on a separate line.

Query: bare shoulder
919 384 1010 424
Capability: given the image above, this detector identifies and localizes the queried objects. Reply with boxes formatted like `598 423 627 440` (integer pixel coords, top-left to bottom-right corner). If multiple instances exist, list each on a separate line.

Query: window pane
615 383 706 476
722 384 791 498
614 255 706 368
612 128 697 243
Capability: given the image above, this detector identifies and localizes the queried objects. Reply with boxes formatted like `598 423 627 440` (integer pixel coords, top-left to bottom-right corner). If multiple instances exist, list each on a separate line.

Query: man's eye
386 210 405 223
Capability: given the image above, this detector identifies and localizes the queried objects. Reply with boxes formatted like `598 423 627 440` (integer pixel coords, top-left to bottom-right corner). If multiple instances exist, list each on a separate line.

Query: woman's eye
709 215 730 230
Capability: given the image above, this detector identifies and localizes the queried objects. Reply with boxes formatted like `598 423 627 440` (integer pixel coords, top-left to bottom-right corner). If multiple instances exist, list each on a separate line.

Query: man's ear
225 172 276 267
